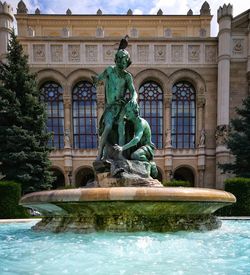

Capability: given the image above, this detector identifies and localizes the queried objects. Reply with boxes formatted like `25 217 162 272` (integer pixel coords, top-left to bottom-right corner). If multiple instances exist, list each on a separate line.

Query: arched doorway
51 168 65 189
173 167 195 186
75 167 95 187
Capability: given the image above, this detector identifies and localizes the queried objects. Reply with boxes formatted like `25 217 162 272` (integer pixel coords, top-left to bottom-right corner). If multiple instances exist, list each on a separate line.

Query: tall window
139 81 163 149
72 81 97 149
40 82 64 149
171 82 196 148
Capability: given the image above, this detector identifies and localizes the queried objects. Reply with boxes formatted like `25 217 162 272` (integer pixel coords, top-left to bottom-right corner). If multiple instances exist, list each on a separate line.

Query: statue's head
114 49 132 69
125 101 139 120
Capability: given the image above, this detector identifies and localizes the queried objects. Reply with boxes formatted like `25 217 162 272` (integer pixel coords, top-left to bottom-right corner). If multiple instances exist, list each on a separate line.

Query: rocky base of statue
90 159 163 188
32 214 221 233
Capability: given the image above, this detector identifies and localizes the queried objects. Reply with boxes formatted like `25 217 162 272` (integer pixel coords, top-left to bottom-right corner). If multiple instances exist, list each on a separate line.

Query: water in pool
0 220 249 275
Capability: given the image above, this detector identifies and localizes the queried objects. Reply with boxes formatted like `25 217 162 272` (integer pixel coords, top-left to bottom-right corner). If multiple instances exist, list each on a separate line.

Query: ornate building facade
1 1 249 189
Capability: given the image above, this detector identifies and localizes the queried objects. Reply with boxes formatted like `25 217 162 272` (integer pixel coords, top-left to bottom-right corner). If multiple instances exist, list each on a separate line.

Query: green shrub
0 181 29 219
216 177 250 216
162 179 193 187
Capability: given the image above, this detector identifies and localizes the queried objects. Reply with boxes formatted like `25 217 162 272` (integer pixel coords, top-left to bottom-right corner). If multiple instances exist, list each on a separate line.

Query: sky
5 0 250 36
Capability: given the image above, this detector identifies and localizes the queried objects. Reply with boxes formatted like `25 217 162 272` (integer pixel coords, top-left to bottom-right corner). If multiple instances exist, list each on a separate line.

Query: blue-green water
0 220 249 275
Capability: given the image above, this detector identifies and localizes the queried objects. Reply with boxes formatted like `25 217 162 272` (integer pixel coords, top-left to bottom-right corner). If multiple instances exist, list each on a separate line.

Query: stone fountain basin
20 187 236 232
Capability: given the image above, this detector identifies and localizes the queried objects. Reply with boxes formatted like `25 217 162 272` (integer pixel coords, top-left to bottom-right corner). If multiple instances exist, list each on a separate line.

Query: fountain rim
19 187 236 204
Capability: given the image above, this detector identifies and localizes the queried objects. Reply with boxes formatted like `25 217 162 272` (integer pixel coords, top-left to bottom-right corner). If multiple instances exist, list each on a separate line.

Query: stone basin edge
19 187 236 204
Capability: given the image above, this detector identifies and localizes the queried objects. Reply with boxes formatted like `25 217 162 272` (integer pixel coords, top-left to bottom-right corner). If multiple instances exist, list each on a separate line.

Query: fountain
20 36 236 232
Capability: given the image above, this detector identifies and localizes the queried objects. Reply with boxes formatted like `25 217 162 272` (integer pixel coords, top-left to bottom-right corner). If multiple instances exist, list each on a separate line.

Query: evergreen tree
0 31 53 192
219 95 250 177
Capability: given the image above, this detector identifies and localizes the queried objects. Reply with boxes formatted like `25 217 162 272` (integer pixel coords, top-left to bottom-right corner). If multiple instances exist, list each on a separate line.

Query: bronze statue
92 36 159 183
93 37 137 161
114 102 158 177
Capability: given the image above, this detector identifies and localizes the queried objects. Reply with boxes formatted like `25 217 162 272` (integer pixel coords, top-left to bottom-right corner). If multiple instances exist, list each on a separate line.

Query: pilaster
63 95 73 184
216 4 232 189
163 92 173 180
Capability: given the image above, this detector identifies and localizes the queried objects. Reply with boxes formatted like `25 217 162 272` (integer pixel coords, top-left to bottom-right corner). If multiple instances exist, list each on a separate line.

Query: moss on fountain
20 187 236 233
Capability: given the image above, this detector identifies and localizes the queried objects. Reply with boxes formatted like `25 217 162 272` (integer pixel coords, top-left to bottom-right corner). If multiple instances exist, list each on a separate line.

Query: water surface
0 220 249 275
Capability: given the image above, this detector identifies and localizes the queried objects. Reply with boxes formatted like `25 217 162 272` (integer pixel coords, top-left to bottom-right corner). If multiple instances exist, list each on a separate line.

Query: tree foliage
0 31 53 192
219 95 250 178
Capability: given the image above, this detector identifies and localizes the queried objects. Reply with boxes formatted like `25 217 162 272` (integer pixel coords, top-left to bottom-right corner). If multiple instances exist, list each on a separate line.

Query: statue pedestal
91 160 162 187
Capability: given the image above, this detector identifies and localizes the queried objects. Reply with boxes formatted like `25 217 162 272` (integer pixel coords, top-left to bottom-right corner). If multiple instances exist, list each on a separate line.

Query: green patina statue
114 102 158 177
93 44 137 161
93 35 157 179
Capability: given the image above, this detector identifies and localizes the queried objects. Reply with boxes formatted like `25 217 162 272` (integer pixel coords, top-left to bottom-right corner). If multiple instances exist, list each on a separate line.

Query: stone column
216 4 233 189
0 2 14 62
164 93 173 180
63 97 72 149
63 96 73 186
197 96 206 187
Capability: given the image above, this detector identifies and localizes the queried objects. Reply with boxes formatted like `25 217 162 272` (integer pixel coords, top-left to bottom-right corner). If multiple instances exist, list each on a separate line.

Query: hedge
216 177 250 216
162 179 193 187
0 181 29 219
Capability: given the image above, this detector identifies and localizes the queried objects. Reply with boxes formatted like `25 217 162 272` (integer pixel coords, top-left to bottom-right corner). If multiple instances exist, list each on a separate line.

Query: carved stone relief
188 45 200 62
171 45 183 62
232 39 244 55
215 124 229 146
103 45 115 62
68 45 80 62
137 45 149 63
33 44 46 62
154 45 166 62
205 45 217 63
86 45 98 62
51 45 63 62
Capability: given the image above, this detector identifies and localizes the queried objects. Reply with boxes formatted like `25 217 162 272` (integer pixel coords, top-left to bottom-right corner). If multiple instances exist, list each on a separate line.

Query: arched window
139 81 163 149
171 82 196 148
72 81 97 149
40 81 64 149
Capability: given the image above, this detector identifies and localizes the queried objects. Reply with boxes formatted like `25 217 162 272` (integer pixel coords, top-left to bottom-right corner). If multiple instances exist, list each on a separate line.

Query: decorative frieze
188 45 200 62
205 45 217 63
68 45 80 62
86 45 98 62
33 44 46 62
154 45 166 62
27 42 218 65
171 45 183 62
51 45 63 62
137 45 149 63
